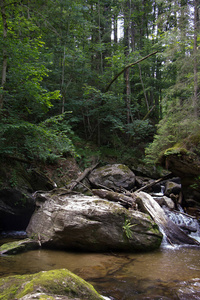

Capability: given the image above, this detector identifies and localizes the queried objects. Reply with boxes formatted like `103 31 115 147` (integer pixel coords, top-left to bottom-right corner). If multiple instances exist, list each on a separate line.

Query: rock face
158 135 200 203
0 188 35 231
26 189 162 252
0 269 104 300
0 159 58 232
89 164 136 191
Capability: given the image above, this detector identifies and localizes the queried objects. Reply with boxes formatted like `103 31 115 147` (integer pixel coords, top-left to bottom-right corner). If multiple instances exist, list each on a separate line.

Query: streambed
0 235 200 299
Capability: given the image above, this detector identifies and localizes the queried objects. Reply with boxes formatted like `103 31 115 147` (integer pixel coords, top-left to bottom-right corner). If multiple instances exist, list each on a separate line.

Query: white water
164 208 200 243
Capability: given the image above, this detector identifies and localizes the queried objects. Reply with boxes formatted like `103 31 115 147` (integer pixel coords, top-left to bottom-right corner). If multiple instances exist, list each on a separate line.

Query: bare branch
105 51 158 92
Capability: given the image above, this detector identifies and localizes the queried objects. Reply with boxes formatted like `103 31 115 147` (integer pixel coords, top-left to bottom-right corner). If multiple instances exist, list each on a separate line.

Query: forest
0 0 199 169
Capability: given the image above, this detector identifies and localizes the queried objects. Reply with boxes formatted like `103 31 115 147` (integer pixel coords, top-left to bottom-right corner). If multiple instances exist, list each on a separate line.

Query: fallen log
92 189 137 209
66 163 99 191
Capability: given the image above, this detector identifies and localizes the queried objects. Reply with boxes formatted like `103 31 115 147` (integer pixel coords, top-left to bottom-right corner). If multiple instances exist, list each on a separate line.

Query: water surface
0 237 200 299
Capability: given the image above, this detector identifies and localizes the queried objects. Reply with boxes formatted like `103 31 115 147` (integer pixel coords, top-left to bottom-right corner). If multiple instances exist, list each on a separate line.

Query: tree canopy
0 0 199 165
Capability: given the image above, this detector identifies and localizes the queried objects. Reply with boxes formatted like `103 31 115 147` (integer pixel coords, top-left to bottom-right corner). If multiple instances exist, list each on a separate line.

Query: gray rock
153 196 175 209
26 189 162 252
165 181 181 197
89 164 135 191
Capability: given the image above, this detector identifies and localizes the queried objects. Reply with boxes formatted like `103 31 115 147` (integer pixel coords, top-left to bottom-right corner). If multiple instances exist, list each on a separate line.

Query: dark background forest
0 0 199 170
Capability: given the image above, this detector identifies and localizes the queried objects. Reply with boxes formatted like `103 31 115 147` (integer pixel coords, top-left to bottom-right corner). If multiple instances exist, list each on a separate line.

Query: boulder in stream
0 269 104 300
26 188 162 252
88 164 135 191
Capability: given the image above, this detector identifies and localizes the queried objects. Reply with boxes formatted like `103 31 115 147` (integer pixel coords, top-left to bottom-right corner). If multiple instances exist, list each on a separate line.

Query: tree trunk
193 0 199 118
92 189 137 209
124 0 132 124
0 0 7 110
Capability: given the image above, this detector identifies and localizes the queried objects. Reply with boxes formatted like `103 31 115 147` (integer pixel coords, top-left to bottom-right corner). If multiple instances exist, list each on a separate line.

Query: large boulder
88 164 136 191
26 188 162 252
0 269 104 300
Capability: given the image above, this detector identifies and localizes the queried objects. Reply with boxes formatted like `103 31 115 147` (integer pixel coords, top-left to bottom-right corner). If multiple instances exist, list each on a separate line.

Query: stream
0 233 200 300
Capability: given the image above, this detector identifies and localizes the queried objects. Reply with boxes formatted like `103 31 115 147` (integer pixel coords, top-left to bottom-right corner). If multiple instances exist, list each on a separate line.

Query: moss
164 144 188 157
0 269 104 300
0 239 39 255
117 164 131 173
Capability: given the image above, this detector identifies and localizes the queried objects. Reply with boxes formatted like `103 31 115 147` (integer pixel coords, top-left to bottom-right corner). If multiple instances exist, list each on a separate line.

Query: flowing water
0 233 200 300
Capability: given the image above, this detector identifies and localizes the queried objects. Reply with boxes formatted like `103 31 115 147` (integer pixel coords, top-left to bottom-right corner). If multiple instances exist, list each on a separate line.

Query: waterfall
164 208 200 243
136 192 200 246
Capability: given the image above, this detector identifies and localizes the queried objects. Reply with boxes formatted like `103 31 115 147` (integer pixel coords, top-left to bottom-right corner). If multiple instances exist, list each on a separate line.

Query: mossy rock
0 238 39 255
89 164 136 191
0 269 104 300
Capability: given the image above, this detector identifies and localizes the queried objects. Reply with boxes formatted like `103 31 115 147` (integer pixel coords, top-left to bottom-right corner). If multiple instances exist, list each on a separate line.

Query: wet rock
136 191 200 246
153 196 175 209
0 238 39 255
135 176 154 190
0 269 104 300
26 188 162 252
164 181 181 197
88 164 135 191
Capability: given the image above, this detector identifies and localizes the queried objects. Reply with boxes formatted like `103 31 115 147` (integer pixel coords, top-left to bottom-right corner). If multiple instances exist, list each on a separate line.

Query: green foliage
125 120 154 142
0 113 76 163
123 218 136 239
190 176 200 190
0 3 61 119
0 0 198 167
9 170 18 188
145 99 200 164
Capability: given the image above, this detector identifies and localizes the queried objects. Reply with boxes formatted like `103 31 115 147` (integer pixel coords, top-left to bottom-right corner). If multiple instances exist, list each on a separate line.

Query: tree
0 0 8 109
145 0 200 164
193 0 199 118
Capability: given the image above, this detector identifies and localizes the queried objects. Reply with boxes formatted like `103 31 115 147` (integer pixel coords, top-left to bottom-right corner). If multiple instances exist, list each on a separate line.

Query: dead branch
134 172 173 193
105 51 158 92
66 162 99 191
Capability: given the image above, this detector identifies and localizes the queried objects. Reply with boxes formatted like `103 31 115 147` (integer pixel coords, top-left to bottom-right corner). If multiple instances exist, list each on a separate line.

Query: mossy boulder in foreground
0 269 104 300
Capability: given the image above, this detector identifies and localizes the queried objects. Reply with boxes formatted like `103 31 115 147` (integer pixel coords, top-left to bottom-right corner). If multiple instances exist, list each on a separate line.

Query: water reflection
0 242 200 299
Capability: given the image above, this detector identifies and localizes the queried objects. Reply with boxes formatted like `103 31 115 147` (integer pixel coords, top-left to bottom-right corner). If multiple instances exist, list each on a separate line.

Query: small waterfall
164 209 200 243
0 230 27 239
151 185 165 197
137 191 200 246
